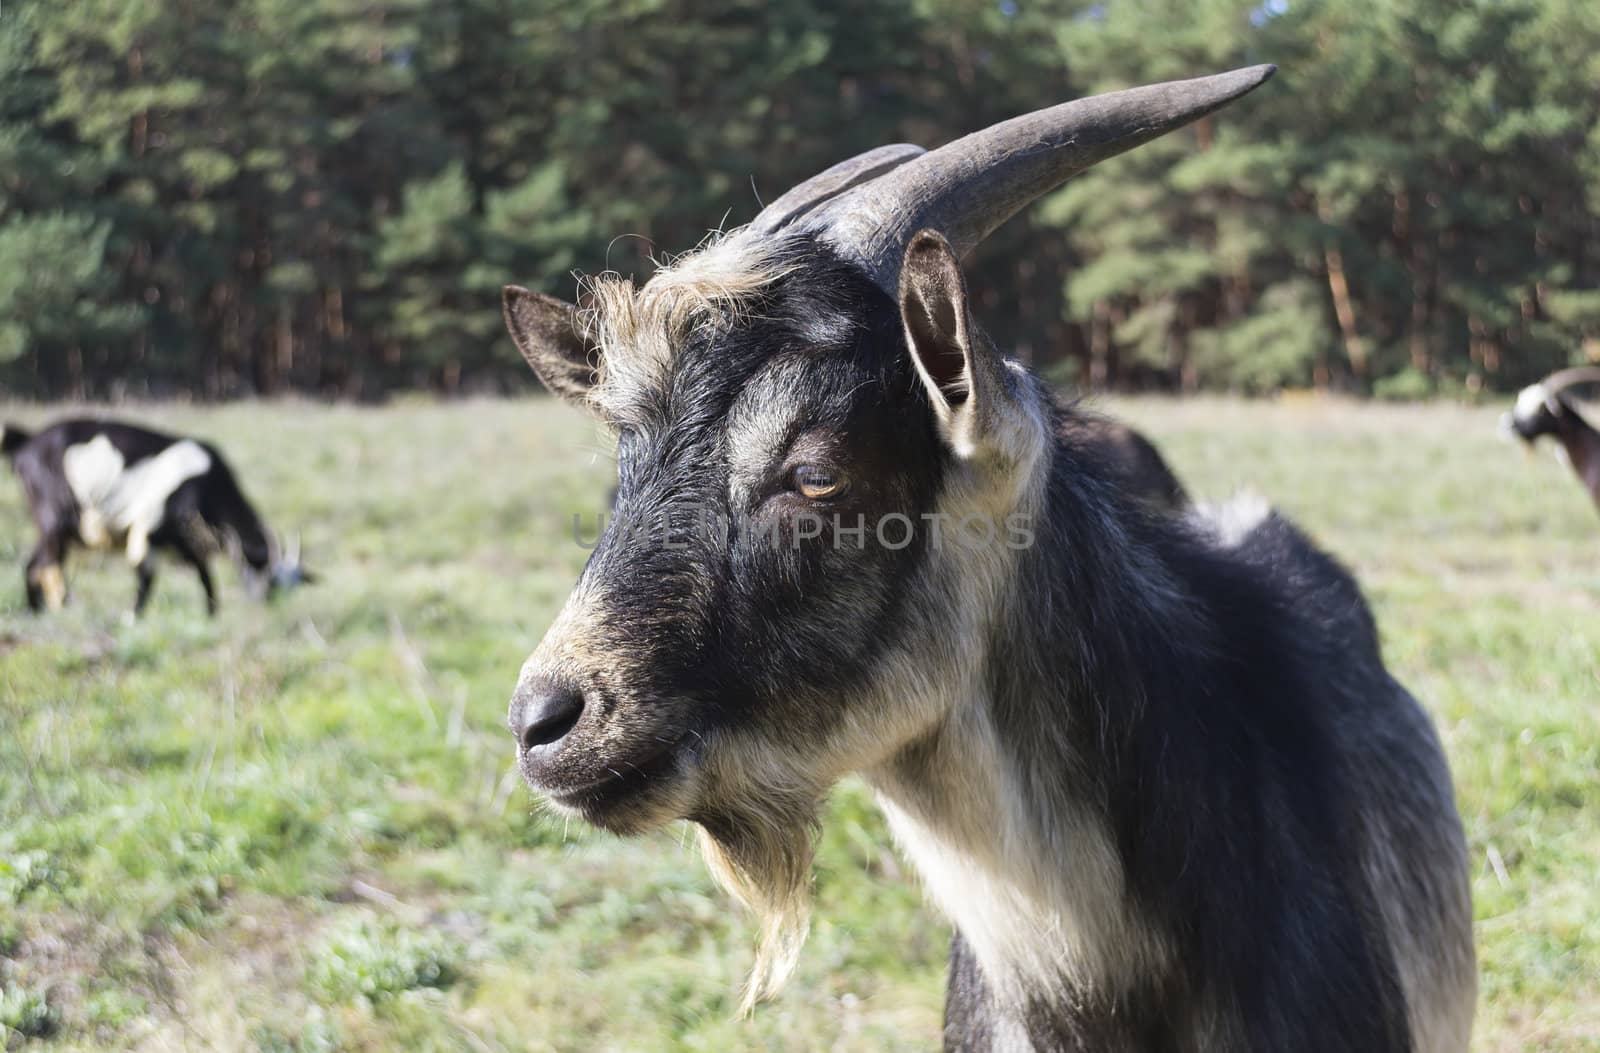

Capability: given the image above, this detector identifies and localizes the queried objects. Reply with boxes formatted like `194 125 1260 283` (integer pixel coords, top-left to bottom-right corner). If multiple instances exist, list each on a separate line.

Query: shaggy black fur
511 235 1470 1051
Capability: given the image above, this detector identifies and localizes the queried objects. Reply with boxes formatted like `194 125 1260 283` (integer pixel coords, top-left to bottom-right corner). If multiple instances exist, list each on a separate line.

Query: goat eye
791 464 845 500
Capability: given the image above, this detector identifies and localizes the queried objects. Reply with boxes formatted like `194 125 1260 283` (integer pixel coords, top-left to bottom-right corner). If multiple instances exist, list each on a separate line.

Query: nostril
511 681 586 751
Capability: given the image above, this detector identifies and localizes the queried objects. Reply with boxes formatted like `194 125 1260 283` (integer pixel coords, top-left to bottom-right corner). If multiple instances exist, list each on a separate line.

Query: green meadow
1 398 1596 1051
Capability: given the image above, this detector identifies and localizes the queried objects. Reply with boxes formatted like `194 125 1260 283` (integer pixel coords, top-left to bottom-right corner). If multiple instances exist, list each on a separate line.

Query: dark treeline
1 0 1597 400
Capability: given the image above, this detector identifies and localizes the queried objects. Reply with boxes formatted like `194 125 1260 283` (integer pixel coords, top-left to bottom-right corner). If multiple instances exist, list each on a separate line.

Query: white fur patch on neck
1188 490 1273 549
872 710 1160 1011
64 435 211 558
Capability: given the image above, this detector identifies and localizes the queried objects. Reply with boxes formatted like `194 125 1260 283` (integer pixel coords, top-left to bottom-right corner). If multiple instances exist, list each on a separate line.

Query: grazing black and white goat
1501 367 1600 516
2 419 311 615
502 66 1474 1051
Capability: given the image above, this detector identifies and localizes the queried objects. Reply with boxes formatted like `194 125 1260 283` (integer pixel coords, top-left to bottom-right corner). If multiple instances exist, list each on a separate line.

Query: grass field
1 396 1596 1052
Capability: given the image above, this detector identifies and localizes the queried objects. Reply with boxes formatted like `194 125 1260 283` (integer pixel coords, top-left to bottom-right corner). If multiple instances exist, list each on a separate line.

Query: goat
2 418 311 615
501 65 1474 1051
1501 367 1600 516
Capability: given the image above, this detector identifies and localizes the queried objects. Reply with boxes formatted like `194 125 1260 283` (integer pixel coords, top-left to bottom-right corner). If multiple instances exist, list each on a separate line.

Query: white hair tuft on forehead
580 229 796 424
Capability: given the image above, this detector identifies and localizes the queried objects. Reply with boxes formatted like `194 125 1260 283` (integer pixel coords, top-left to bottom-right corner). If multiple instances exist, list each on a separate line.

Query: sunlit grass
2 396 1596 1050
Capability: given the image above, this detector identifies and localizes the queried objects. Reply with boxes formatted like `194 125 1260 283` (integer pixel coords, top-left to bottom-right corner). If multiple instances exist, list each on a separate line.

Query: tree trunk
1407 218 1435 377
1323 243 1367 381
67 346 85 400
1176 298 1198 393
1089 299 1111 391
275 303 294 393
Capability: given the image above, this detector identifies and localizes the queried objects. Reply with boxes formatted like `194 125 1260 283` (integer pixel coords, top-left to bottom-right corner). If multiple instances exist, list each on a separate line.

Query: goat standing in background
2 419 311 615
1501 367 1600 516
503 66 1474 1051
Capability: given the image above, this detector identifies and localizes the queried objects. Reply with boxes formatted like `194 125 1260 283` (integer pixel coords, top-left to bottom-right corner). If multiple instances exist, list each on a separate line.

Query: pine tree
0 5 139 394
0 0 1596 397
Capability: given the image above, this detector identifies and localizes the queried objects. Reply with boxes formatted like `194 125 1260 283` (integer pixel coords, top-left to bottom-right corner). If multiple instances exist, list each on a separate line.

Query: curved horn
804 65 1276 290
1542 366 1600 394
750 143 926 235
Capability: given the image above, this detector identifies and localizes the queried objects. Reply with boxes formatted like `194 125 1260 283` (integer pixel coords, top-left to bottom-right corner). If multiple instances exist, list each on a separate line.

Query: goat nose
510 677 586 752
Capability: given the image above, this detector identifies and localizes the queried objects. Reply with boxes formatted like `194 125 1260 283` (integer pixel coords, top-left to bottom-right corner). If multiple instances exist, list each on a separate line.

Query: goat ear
898 230 1026 454
900 230 974 408
503 286 600 411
